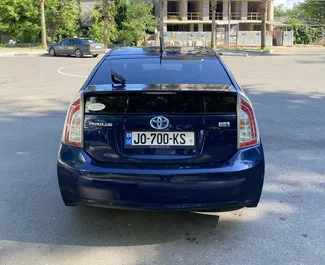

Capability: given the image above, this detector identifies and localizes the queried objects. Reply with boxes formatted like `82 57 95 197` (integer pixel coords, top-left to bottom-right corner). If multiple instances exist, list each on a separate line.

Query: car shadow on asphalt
41 53 102 59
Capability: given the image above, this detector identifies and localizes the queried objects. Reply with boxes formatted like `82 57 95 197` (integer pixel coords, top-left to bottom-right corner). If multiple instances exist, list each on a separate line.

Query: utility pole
260 0 268 50
227 0 231 48
103 0 109 48
40 0 47 48
159 0 165 48
211 0 217 49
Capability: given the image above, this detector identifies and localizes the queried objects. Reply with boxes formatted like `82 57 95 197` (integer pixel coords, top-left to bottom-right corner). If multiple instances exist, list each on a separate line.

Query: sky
274 0 302 8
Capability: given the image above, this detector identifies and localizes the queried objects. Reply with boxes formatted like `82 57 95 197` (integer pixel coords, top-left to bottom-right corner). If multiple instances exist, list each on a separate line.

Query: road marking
57 65 90 78
17 152 30 155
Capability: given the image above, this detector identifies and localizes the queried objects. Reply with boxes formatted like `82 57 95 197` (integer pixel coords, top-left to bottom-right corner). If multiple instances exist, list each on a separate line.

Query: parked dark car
48 38 105 58
57 47 265 212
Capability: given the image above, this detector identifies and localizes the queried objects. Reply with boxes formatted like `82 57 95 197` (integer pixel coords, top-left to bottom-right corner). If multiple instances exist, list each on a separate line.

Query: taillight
238 96 259 148
88 45 91 50
62 95 82 148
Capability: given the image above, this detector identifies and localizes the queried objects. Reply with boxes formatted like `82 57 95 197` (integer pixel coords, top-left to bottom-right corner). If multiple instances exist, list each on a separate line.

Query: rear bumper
85 49 106 55
57 144 265 211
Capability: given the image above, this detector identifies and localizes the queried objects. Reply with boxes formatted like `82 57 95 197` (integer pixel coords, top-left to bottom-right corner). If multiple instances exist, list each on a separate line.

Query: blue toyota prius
57 47 265 211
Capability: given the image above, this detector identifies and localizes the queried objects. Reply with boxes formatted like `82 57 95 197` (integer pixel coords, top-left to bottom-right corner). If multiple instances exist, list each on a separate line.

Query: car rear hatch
83 84 238 165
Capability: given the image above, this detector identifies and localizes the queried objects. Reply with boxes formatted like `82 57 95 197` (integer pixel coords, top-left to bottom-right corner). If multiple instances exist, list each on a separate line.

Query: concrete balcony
167 12 181 20
231 12 241 20
209 12 223 20
247 12 261 20
187 12 202 20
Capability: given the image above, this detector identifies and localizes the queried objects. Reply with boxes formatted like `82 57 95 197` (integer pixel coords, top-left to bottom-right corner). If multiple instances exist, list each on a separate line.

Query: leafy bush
285 18 324 44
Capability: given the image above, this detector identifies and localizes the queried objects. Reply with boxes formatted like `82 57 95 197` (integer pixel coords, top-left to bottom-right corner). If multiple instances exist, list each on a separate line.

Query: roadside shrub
285 19 324 44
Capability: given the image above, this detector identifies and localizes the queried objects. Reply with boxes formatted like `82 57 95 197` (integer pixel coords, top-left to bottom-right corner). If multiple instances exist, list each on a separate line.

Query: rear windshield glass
80 39 96 44
90 58 231 85
85 94 237 114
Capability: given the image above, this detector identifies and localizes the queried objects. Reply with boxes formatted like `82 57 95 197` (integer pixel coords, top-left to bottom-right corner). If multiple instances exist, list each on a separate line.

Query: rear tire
93 54 99 58
75 49 83 58
49 48 56 57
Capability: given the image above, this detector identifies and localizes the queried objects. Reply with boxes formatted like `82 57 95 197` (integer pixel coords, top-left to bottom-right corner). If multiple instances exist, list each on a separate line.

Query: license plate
125 131 195 148
96 46 102 49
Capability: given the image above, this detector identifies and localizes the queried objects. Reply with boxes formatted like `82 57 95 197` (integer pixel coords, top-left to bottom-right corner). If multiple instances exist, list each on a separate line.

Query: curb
0 52 47 57
242 50 274 56
0 50 110 57
215 50 249 57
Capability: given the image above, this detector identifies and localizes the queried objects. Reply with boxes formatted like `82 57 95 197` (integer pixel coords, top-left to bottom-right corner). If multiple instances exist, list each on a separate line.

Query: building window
203 24 212 31
209 1 223 20
167 1 180 19
248 2 260 12
253 24 261 31
167 24 190 32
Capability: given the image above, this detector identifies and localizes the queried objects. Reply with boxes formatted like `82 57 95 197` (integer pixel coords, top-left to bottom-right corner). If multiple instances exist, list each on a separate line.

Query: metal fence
283 31 294 46
247 12 262 20
159 32 212 47
155 31 284 47
163 32 212 41
236 31 273 46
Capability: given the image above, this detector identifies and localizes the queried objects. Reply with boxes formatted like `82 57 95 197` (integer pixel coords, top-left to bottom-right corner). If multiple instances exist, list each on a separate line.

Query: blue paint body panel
57 143 264 211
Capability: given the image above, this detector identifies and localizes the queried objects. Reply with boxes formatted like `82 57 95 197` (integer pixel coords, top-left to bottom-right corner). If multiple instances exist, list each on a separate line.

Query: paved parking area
0 53 325 265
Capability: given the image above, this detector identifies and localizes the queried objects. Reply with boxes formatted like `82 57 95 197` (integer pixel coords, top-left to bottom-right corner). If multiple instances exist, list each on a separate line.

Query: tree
300 0 325 22
260 0 268 50
274 4 286 17
159 0 164 47
0 0 81 44
210 0 217 48
118 0 158 45
274 4 302 17
45 0 81 43
41 0 47 48
114 0 128 31
103 0 109 47
88 2 118 43
0 0 40 43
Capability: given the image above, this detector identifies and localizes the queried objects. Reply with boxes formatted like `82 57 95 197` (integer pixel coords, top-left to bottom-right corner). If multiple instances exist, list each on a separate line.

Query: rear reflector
238 97 259 148
62 95 82 147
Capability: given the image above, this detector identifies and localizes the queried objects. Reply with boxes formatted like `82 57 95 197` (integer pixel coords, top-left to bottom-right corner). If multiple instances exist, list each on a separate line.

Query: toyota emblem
150 116 169 130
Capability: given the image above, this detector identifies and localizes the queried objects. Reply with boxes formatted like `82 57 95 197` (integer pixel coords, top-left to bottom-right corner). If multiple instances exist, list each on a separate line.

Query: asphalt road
0 52 325 265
